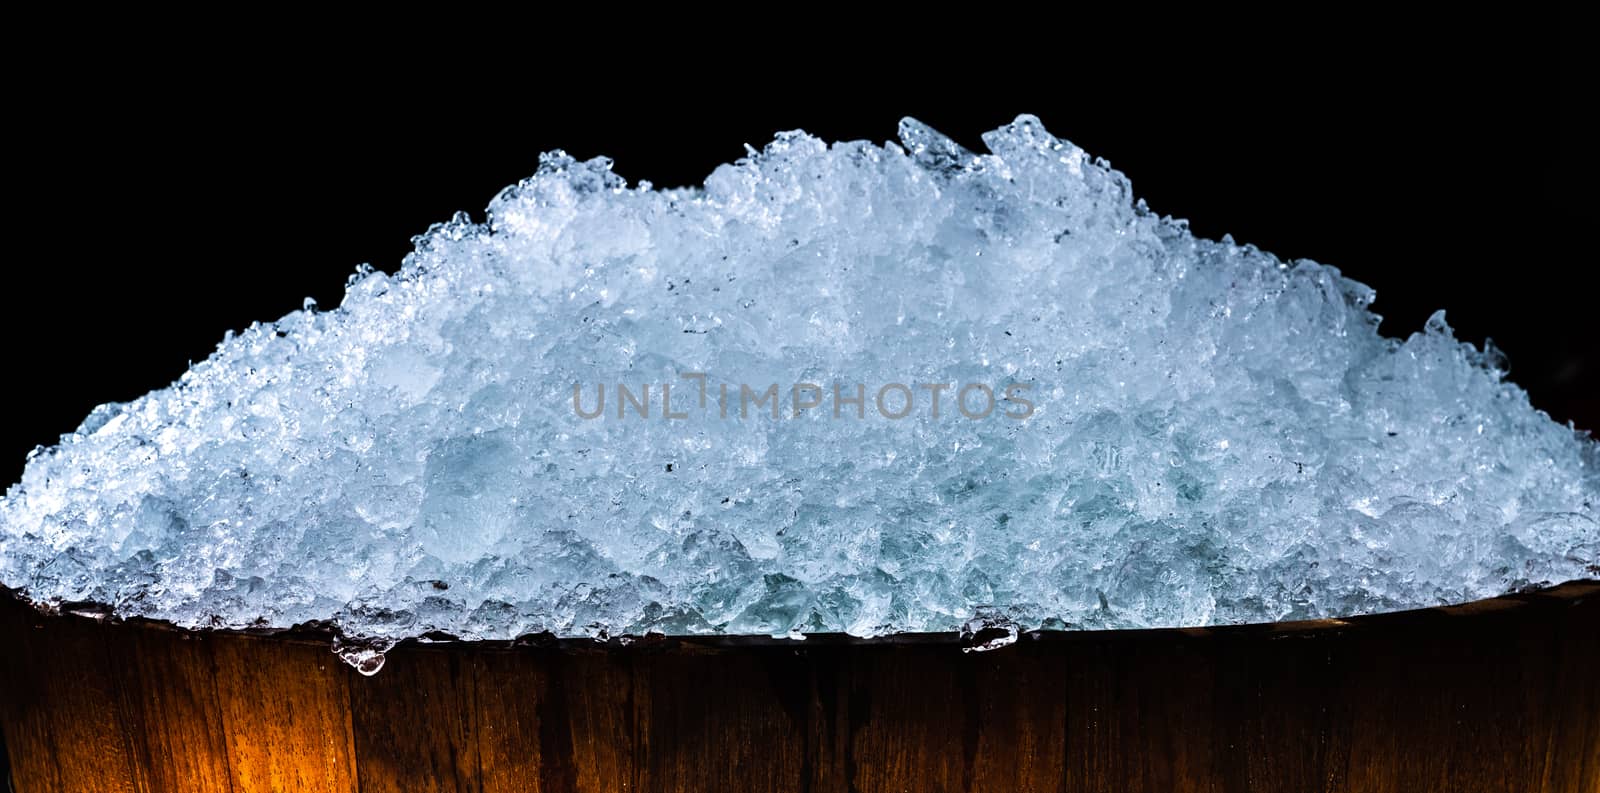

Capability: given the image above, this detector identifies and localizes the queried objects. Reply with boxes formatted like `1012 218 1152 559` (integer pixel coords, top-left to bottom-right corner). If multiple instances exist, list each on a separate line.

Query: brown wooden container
2 581 1597 792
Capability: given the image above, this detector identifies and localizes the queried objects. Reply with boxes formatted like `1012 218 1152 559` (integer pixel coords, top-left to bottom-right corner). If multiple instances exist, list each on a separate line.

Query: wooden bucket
2 580 1596 792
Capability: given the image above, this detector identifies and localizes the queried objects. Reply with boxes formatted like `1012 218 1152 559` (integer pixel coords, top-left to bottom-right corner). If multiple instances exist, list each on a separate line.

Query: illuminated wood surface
2 581 1597 792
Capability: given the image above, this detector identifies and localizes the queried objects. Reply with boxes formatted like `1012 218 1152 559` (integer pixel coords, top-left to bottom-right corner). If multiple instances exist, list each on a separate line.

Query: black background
4 16 1587 488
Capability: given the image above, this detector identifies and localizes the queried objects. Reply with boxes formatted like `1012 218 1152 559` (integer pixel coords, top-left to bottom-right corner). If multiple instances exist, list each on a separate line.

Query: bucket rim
3 578 1594 653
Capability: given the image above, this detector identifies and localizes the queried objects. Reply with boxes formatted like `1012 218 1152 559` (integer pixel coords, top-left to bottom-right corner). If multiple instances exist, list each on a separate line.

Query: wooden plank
470 650 550 793
803 646 851 792
630 649 808 792
1061 637 1220 793
0 606 145 792
539 650 635 793
968 642 1070 792
210 633 357 793
1546 594 1600 790
111 629 236 792
844 645 971 792
350 647 482 792
1209 632 1349 793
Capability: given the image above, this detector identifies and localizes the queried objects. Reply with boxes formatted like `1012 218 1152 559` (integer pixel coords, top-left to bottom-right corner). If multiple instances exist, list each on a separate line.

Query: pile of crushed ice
2 116 1594 672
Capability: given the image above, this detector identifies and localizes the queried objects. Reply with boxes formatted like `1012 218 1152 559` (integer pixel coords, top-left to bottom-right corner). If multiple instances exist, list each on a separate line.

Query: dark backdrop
4 16 1586 488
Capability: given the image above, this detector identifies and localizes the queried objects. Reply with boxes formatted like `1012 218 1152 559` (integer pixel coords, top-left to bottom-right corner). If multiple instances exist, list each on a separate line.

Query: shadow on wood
2 581 1597 792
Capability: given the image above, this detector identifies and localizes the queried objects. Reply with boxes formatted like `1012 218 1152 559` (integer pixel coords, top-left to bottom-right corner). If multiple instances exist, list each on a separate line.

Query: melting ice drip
1 116 1595 674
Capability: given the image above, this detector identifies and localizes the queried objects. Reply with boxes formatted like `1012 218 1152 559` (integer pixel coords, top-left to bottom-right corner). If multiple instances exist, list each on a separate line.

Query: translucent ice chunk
332 634 395 676
961 610 1021 653
1 116 1595 669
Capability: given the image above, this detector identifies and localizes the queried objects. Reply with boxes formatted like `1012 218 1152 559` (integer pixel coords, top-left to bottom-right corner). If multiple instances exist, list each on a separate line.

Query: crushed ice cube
1 116 1595 672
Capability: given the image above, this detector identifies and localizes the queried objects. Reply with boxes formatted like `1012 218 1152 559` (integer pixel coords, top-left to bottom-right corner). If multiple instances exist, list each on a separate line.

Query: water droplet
332 635 395 676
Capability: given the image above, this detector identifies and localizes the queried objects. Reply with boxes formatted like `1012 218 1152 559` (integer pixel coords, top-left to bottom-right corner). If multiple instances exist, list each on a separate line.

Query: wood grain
212 634 357 792
110 629 235 793
2 582 1596 792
